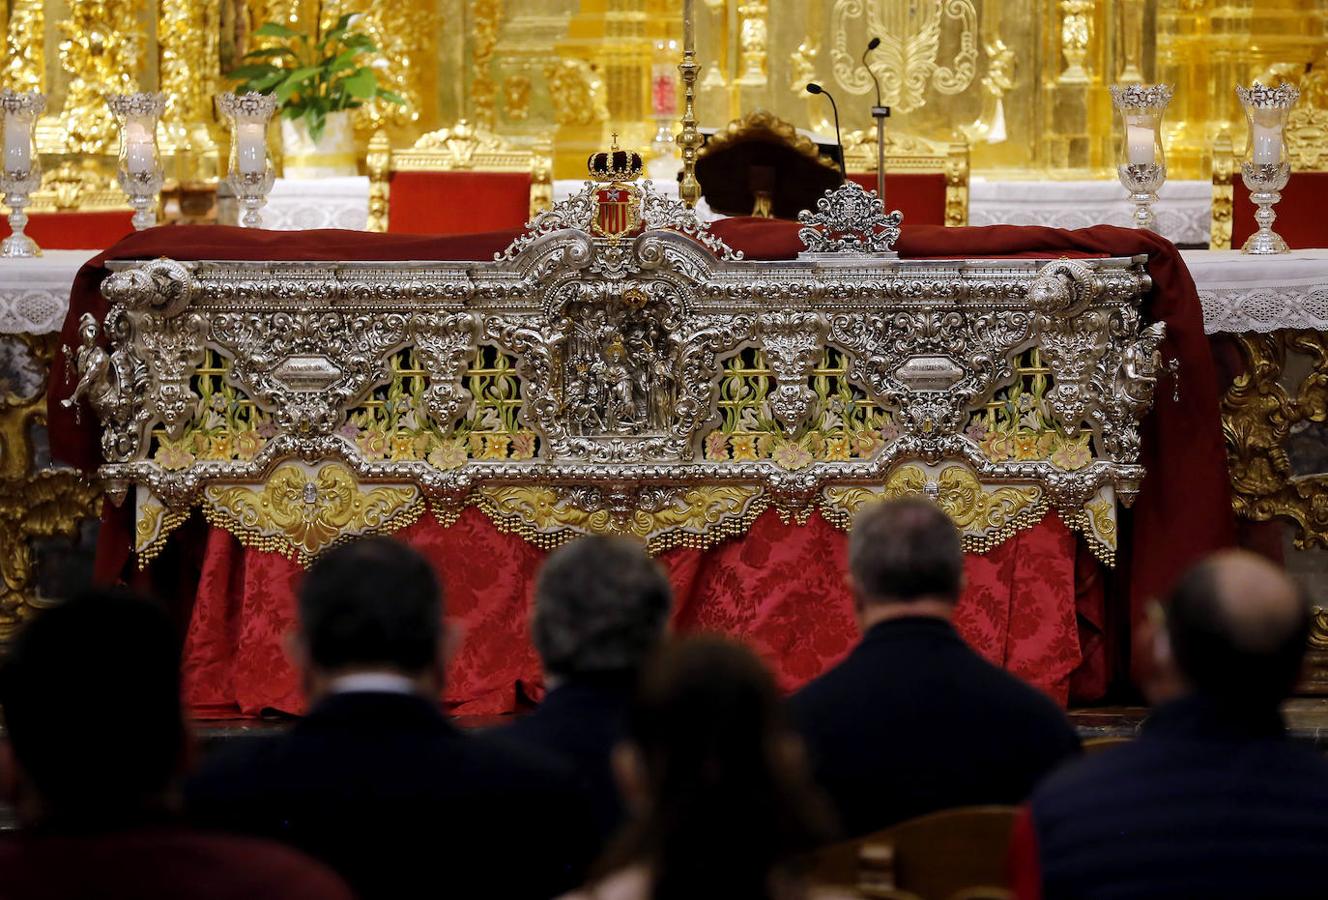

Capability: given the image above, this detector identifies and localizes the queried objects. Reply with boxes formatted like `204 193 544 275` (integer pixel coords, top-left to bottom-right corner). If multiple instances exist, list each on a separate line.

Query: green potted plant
229 12 404 179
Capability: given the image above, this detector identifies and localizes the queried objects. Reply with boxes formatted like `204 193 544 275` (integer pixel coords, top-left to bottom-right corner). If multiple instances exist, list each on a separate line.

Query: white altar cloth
0 250 98 334
261 176 370 231
1181 249 1328 334
969 178 1212 246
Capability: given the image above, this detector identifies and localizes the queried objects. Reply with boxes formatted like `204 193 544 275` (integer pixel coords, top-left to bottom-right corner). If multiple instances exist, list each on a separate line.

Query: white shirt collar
326 672 418 696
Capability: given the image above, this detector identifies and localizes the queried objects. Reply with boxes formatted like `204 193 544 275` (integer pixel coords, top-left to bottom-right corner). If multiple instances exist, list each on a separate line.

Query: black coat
788 616 1081 837
498 674 635 846
1027 695 1328 900
185 691 594 900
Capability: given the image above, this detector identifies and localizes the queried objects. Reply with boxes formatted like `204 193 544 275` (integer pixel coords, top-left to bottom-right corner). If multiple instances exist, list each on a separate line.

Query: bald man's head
1166 551 1310 707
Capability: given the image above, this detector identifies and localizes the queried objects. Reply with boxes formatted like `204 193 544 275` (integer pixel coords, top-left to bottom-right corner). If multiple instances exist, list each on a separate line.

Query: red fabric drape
846 172 948 226
1231 172 1328 249
386 171 532 235
47 219 1234 715
25 210 134 250
183 507 1082 717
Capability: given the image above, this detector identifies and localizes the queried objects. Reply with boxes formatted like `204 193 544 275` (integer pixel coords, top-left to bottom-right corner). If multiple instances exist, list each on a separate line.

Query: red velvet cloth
847 172 949 226
1231 172 1328 249
47 219 1234 716
386 171 532 235
24 210 134 250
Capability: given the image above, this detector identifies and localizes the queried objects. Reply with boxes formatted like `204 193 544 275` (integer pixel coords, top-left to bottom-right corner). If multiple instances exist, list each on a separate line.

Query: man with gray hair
790 497 1080 837
501 535 673 841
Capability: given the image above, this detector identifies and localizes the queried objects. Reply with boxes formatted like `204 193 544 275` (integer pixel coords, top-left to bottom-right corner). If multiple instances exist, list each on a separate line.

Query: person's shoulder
1029 738 1151 812
165 830 355 899
468 728 578 785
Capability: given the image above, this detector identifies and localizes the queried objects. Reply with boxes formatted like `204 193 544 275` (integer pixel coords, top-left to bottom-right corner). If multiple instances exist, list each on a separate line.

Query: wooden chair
1082 735 1134 754
24 160 134 250
1211 102 1328 249
366 120 552 235
807 806 1017 900
843 130 970 227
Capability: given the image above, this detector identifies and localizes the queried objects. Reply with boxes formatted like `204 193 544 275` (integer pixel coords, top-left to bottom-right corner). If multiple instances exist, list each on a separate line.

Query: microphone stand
863 39 890 200
805 83 846 180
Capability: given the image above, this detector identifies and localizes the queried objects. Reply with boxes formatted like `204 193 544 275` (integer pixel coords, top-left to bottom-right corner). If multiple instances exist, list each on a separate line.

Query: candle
1252 122 1282 166
236 121 267 176
1126 123 1154 167
684 0 694 54
124 121 155 175
3 118 30 174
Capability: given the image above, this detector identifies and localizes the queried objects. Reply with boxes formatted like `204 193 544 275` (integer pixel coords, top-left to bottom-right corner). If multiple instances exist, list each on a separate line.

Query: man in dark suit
500 535 672 845
0 591 351 900
789 498 1081 838
186 536 592 900
1012 551 1328 900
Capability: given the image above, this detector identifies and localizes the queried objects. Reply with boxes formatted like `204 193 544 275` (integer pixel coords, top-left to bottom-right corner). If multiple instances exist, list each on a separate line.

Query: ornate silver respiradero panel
69 218 1158 566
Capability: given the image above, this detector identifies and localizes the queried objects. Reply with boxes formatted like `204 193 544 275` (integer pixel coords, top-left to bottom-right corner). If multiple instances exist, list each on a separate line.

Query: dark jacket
788 616 1081 837
0 819 352 900
499 673 636 845
1024 695 1328 900
185 691 593 900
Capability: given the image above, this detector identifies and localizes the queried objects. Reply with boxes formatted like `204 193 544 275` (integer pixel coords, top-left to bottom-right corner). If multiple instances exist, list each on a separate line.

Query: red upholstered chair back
23 210 135 250
367 122 551 236
385 170 532 235
844 131 970 227
23 162 136 250
1230 172 1328 249
1213 105 1328 249
847 172 949 227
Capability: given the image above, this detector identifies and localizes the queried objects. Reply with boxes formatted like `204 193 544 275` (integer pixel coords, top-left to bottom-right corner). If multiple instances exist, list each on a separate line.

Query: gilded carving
1058 0 1093 85
546 59 609 127
57 0 144 154
3 0 44 95
1223 330 1328 550
204 462 422 562
0 334 102 637
830 0 977 112
471 0 502 129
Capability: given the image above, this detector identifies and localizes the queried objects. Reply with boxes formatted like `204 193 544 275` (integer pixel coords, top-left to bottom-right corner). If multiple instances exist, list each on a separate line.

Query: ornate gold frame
366 120 553 233
1220 328 1328 686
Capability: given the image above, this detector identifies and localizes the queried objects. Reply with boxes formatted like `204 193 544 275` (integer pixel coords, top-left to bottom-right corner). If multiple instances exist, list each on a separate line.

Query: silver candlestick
1110 83 1172 232
108 92 167 230
0 89 46 258
217 91 278 228
1236 81 1300 255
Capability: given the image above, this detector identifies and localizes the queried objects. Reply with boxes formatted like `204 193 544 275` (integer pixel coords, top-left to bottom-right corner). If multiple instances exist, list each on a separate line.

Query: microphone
861 38 890 199
863 37 884 108
806 83 846 179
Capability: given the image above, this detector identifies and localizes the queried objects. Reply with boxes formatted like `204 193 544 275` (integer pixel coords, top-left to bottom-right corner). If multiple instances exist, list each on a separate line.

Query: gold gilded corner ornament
1222 330 1328 550
202 462 422 564
473 484 767 554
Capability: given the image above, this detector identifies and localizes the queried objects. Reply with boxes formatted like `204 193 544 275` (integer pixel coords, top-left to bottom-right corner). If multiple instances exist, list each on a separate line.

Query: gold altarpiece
3 0 1326 184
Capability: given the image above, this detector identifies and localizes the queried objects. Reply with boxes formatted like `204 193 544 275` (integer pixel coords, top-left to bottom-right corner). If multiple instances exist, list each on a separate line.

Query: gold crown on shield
588 132 643 183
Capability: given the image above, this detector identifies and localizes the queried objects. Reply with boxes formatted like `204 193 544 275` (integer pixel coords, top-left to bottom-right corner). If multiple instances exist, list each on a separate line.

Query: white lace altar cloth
1182 249 1328 334
260 176 370 231
968 178 1212 246
0 250 98 334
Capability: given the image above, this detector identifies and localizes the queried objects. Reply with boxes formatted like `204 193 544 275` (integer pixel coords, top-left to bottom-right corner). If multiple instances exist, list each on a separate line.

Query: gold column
1117 0 1145 84
472 0 503 129
3 0 44 95
734 1 767 86
57 0 145 155
159 0 222 183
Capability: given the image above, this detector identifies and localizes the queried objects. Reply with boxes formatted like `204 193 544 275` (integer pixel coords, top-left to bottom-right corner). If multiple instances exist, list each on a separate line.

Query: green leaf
327 47 362 74
307 106 327 142
253 21 300 39
247 69 289 93
378 89 406 106
228 63 281 81
241 46 297 62
340 67 378 99
273 65 321 102
340 33 376 51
